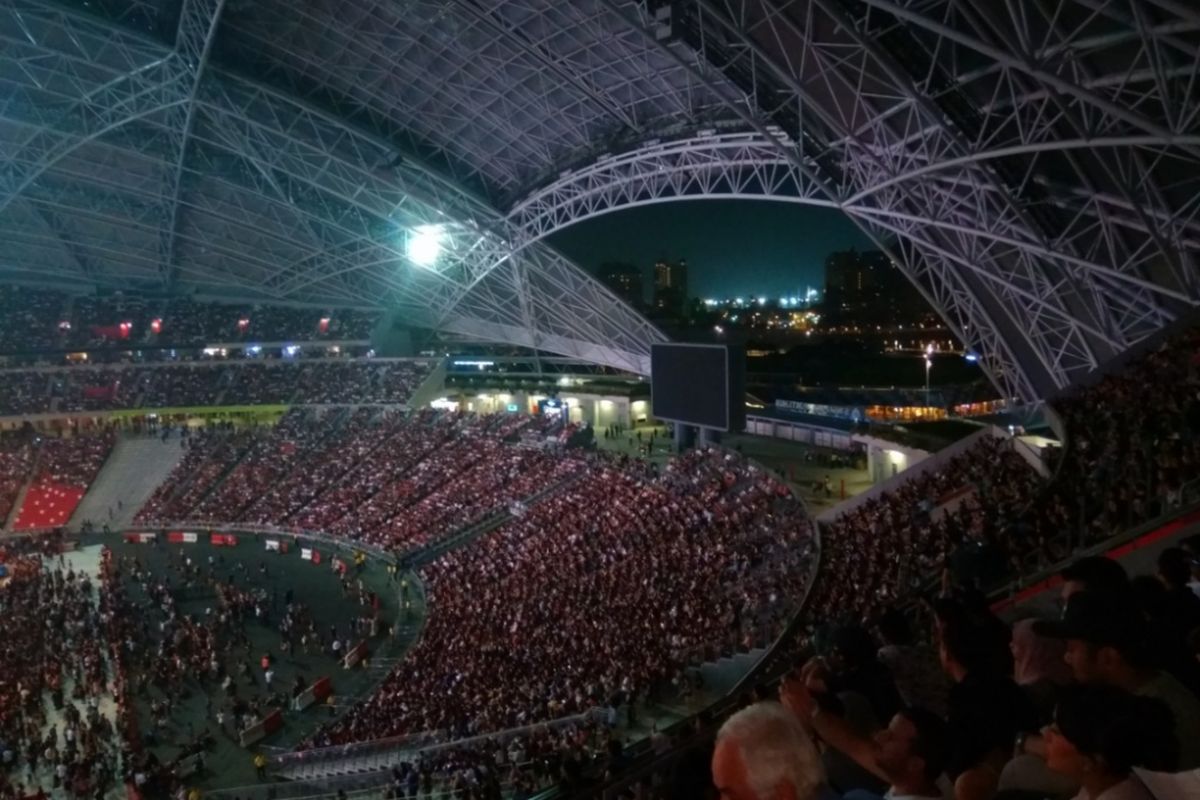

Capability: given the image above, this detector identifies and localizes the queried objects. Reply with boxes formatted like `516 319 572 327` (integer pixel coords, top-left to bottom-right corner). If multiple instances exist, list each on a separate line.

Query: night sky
548 199 875 299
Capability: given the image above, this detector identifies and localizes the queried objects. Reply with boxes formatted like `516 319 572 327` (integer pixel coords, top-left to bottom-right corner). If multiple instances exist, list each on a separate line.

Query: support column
672 423 694 453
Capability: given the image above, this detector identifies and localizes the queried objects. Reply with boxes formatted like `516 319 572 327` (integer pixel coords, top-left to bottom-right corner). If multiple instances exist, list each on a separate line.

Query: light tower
924 343 934 407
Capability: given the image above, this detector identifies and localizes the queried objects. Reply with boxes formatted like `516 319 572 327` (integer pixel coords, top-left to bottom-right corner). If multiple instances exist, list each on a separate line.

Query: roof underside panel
212 0 735 203
0 0 1197 395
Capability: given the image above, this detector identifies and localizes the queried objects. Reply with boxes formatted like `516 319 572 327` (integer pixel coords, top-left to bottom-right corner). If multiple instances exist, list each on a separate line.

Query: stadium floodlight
407 224 445 267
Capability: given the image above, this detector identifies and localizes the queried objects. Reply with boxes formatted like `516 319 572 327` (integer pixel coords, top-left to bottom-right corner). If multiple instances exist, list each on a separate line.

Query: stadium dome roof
1 0 1198 402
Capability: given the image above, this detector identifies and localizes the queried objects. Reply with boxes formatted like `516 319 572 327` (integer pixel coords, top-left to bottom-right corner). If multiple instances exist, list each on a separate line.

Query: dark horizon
547 200 875 299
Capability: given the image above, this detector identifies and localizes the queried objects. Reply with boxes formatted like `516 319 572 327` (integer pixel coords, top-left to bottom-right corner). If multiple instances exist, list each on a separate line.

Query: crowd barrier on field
176 750 204 778
343 640 368 669
293 676 334 712
145 522 400 565
240 708 284 747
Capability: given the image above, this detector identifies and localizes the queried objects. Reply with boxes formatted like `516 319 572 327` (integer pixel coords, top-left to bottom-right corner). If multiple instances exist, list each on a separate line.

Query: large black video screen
651 343 742 431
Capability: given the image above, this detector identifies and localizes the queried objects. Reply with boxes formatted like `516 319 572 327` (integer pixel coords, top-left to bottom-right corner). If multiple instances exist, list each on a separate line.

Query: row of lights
703 291 821 308
58 316 335 336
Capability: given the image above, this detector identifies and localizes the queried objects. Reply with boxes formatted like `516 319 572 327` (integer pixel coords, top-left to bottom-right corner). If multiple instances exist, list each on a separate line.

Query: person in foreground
1042 685 1177 800
779 669 949 800
712 702 826 800
1034 590 1200 768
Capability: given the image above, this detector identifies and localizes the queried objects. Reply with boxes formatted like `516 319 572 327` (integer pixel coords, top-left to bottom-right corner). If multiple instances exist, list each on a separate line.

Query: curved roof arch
0 0 1197 401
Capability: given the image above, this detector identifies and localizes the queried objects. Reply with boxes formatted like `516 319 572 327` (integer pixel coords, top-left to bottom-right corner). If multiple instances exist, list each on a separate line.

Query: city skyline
548 200 875 297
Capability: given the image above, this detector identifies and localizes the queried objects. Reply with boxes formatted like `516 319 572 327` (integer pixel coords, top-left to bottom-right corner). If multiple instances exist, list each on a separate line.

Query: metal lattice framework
0 0 1198 396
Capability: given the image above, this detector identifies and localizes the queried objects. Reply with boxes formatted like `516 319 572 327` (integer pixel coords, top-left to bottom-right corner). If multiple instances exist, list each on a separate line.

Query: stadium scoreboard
650 343 745 432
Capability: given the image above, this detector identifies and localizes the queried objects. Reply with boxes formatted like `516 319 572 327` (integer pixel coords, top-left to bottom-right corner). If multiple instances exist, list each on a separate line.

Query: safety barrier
269 708 604 783
292 676 333 712
240 708 284 747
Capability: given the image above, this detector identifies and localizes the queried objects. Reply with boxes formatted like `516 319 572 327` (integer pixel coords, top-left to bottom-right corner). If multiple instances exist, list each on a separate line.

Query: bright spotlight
407 224 445 267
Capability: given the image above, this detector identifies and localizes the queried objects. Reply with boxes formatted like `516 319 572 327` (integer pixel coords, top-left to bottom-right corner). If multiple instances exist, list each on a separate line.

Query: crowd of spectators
51 368 141 413
241 407 390 524
0 286 65 354
134 410 582 557
807 434 1042 625
0 372 50 417
327 325 1196 797
1046 326 1200 545
288 362 425 405
289 410 456 532
219 364 297 407
158 297 376 345
139 366 225 409
70 295 153 352
93 544 381 798
135 428 257 524
803 324 1200 634
0 359 433 415
13 433 115 530
0 537 126 800
682 541 1200 800
0 431 114 531
308 446 815 747
322 413 571 550
32 433 114 491
187 409 328 521
0 436 34 523
0 287 378 355
2 311 1193 798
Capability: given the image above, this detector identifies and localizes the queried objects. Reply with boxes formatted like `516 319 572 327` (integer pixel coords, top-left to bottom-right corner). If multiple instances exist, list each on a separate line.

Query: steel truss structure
0 0 1198 397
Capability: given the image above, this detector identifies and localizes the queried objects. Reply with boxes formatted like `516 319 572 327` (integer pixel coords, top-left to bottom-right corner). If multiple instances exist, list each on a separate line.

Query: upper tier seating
0 359 432 416
0 286 378 354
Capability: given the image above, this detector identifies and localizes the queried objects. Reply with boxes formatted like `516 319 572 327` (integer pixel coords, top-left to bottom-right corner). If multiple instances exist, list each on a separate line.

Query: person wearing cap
1035 590 1200 768
1042 685 1177 800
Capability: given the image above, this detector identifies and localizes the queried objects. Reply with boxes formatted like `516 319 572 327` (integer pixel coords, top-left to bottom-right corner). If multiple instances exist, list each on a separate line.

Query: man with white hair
712 701 826 800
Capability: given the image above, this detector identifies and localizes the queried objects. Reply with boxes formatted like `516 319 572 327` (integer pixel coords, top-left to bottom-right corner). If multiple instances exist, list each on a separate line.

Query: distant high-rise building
823 249 927 324
653 258 689 314
598 262 644 308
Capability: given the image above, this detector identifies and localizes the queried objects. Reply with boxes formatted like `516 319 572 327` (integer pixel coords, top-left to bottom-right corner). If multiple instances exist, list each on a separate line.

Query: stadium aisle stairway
69 435 190 529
